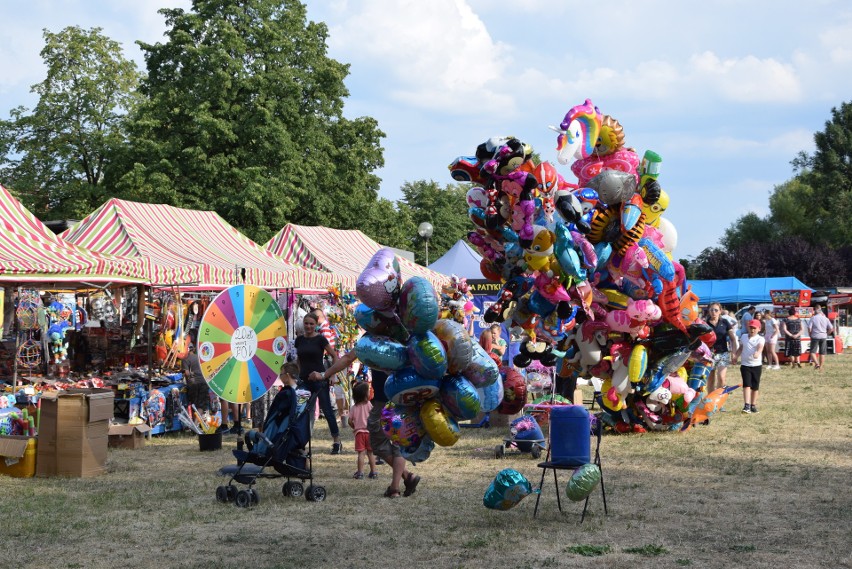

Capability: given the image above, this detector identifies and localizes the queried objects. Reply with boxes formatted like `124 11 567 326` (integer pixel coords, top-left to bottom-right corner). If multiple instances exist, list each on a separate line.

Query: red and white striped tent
61 199 334 291
0 185 147 285
264 224 449 289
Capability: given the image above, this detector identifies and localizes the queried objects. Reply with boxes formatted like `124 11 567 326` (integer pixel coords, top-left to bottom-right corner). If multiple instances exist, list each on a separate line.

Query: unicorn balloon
550 99 602 166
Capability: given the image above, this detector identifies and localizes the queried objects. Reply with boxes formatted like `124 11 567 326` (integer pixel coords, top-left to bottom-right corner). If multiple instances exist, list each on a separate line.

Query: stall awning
0 185 147 285
61 199 334 291
428 240 483 280
265 224 449 289
689 277 813 305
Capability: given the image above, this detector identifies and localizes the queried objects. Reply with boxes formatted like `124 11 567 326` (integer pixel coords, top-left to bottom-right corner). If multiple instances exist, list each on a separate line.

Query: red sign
770 289 812 307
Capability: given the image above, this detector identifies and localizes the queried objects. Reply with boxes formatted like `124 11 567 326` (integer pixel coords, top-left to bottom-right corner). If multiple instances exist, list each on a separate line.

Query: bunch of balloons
353 249 505 462
450 99 717 433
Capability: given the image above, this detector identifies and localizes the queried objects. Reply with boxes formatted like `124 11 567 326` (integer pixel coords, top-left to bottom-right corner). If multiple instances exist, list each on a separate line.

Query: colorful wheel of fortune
197 285 287 404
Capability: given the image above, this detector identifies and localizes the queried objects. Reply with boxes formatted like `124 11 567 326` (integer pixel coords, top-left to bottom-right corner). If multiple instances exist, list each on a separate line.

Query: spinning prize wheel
197 285 287 404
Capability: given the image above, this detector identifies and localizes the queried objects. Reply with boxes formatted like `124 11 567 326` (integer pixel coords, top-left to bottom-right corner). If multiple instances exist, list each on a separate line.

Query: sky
1 0 851 261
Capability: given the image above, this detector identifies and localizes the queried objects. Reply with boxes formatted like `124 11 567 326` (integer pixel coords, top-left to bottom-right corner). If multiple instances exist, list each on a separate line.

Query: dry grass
3 354 852 569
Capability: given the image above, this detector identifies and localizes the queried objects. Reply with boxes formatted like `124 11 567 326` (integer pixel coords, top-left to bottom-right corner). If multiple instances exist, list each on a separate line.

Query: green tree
109 0 385 244
799 101 852 247
359 198 415 252
397 180 470 265
0 26 141 218
720 212 781 250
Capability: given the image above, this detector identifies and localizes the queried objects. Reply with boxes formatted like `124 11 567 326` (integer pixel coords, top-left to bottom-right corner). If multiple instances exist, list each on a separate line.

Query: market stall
264 223 449 289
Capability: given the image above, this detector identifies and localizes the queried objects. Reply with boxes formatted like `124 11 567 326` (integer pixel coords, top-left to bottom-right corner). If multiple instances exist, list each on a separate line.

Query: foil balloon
432 319 474 374
565 464 602 502
384 367 440 406
356 248 401 312
407 331 448 380
497 367 527 415
353 304 409 344
464 342 501 387
354 334 409 372
587 169 638 205
657 216 678 253
398 276 439 335
419 398 461 447
476 378 504 412
400 434 435 465
484 468 533 511
439 375 482 420
381 402 426 448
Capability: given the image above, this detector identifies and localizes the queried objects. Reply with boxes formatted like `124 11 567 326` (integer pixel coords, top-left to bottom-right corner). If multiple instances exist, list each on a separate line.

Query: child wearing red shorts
348 382 377 479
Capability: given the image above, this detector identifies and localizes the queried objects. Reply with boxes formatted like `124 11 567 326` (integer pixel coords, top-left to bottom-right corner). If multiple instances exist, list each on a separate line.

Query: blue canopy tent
690 277 812 305
427 239 483 279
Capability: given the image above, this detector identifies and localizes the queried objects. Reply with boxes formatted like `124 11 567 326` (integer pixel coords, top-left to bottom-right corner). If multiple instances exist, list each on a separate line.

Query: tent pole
12 287 20 389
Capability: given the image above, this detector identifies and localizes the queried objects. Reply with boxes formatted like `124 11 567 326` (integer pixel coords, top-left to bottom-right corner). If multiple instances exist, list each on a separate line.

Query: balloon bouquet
353 249 505 463
450 99 724 434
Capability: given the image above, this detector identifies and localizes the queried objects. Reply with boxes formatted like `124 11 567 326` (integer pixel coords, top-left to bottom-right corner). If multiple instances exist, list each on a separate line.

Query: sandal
384 486 400 498
403 472 421 497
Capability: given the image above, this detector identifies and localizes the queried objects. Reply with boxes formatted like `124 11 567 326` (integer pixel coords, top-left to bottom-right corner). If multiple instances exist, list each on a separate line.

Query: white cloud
327 0 515 114
688 51 802 103
819 19 852 64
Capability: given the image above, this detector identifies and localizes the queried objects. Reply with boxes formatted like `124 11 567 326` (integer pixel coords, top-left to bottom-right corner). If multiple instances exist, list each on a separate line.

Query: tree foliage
395 180 470 265
108 0 385 244
693 237 847 287
697 101 852 285
0 26 141 218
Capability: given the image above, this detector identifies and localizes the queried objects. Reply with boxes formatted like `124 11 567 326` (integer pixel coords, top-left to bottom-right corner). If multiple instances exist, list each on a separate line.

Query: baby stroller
217 388 326 507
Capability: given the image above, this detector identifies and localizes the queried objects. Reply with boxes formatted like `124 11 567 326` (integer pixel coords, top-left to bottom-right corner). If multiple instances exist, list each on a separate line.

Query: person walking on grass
317 350 421 499
348 382 377 480
763 310 781 370
733 319 765 414
706 302 738 393
296 313 343 454
780 308 803 368
808 305 834 372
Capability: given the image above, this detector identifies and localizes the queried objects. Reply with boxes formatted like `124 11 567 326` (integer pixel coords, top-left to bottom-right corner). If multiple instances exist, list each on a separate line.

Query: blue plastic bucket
549 405 590 466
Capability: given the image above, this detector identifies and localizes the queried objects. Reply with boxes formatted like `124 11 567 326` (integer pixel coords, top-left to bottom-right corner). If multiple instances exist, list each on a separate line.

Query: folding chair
533 406 608 522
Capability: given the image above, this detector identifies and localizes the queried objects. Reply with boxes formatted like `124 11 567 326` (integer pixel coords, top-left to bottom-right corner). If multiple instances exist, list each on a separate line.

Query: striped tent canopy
0 185 147 285
61 199 334 291
265 224 449 289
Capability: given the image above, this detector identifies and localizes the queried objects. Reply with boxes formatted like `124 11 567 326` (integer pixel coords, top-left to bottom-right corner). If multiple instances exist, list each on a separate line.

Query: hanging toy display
450 99 716 434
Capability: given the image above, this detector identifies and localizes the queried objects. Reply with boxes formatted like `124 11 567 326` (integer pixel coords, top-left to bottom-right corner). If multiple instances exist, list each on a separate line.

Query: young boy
733 319 765 414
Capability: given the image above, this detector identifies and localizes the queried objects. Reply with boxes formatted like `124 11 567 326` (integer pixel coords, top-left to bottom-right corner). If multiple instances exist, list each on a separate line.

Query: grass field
3 354 851 569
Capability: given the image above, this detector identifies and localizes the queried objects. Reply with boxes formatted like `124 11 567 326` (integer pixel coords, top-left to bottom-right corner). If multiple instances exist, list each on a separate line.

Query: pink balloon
356 249 402 312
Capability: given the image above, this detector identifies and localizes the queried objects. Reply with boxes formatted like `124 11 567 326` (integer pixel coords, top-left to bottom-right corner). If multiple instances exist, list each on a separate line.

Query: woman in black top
705 302 737 394
295 313 342 453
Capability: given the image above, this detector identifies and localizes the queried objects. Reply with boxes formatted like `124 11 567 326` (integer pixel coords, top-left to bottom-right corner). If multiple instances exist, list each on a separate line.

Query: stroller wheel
216 486 229 503
306 485 326 502
235 490 253 508
226 485 237 502
249 489 260 505
530 445 542 459
284 481 304 498
494 445 504 459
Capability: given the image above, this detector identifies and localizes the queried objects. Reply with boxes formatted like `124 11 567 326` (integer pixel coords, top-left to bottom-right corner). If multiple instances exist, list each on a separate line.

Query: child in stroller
217 363 327 506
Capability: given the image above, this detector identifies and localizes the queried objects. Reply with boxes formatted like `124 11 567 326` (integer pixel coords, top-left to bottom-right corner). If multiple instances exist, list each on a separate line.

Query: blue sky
2 0 850 260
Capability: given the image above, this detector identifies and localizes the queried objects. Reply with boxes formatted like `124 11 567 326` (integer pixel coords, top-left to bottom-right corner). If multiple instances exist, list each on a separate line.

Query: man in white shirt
733 319 765 414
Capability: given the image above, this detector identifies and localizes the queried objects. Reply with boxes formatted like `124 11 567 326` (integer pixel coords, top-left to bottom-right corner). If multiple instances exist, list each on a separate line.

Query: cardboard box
37 388 114 478
0 435 37 478
108 423 151 450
